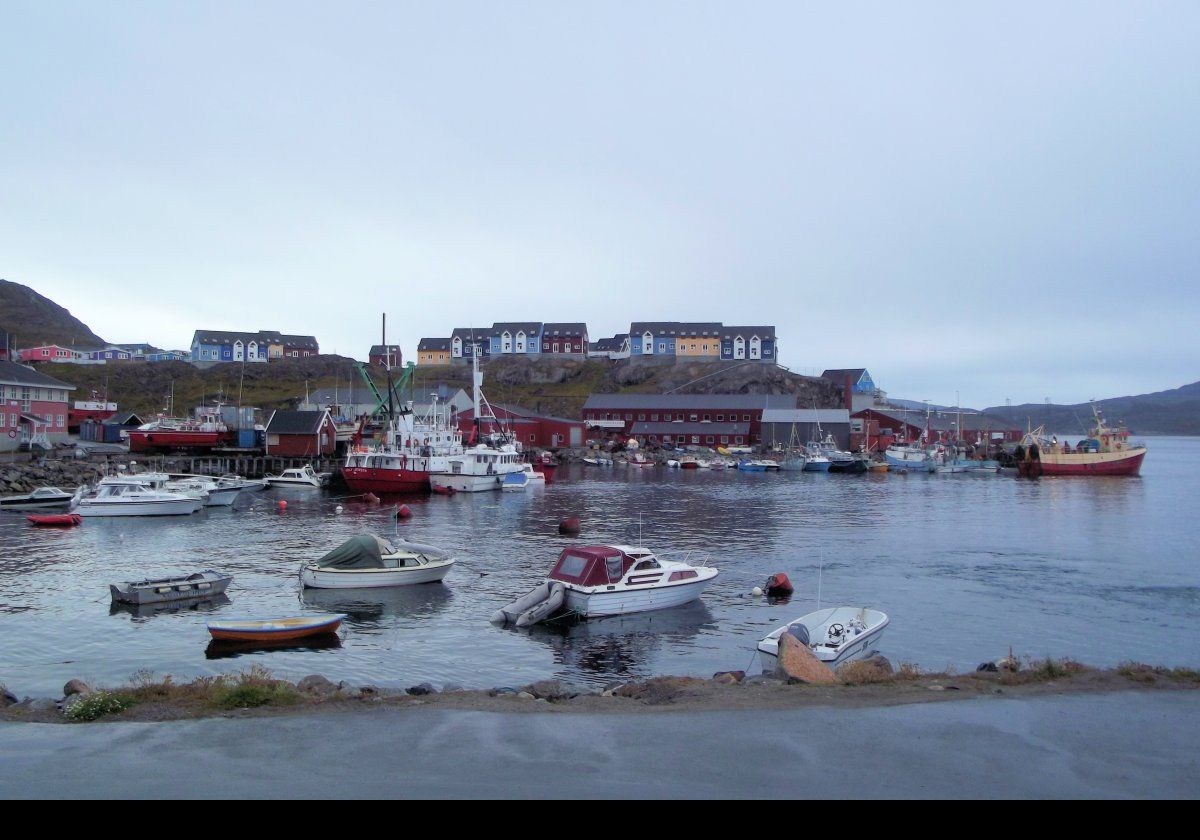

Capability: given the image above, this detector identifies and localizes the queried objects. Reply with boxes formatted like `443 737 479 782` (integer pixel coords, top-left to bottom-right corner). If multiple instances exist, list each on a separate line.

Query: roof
583 393 777 411
589 335 629 351
265 410 330 435
114 343 162 353
722 325 776 340
110 412 145 426
0 360 76 390
490 322 542 336
859 407 1019 433
630 421 750 435
630 321 723 337
192 330 318 349
821 369 867 384
542 323 588 337
760 409 851 424
417 338 451 352
451 328 490 341
368 345 401 356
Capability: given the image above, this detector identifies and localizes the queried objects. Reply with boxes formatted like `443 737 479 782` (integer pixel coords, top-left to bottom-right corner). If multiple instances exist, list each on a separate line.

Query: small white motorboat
300 535 455 589
502 471 530 492
757 606 889 672
218 474 269 492
165 477 243 507
494 544 718 626
266 466 329 488
76 479 202 517
0 486 77 512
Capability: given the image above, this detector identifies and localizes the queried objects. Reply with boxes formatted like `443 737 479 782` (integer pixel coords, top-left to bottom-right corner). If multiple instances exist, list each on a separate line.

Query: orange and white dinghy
207 613 346 642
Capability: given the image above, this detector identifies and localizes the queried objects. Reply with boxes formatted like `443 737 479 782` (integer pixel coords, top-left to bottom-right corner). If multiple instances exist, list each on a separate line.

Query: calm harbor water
2 438 1198 695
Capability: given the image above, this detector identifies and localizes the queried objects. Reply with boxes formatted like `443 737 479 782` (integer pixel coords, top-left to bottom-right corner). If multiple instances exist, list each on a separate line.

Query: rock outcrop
774 634 837 685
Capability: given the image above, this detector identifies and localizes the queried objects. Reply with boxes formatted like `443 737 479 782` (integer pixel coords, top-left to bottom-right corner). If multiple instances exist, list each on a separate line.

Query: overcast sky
2 2 1197 407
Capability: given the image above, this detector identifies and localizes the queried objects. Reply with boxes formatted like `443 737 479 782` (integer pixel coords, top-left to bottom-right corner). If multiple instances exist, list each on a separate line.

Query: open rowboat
207 613 345 642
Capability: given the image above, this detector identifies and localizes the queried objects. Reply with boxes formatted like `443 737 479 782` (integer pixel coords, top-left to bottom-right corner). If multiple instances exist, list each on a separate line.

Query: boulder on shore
522 680 566 701
297 675 337 696
2 685 19 707
63 679 92 698
711 671 745 685
774 633 837 685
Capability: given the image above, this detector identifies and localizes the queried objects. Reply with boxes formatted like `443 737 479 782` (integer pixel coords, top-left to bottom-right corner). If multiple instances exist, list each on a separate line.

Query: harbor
1 436 1195 699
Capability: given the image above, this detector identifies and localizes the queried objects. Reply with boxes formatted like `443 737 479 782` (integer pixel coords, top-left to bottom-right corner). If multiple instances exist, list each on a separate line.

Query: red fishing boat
68 398 118 432
1017 405 1146 477
127 405 233 453
532 452 558 483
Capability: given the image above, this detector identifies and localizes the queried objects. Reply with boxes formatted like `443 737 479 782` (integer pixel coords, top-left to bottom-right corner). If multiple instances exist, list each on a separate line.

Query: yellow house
417 338 451 365
675 327 723 357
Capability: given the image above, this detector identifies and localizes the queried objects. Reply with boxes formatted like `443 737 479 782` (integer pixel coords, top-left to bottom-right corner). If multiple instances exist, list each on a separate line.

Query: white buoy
335 505 344 513
751 586 764 597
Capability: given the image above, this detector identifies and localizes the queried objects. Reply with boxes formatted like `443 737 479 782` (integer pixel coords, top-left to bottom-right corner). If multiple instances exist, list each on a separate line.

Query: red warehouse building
453 404 586 449
264 409 338 456
581 394 802 445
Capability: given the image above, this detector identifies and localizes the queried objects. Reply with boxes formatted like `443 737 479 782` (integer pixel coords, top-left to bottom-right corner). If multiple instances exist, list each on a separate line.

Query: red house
453 404 586 449
17 345 85 364
1 361 75 452
264 409 338 456
852 407 1023 451
369 344 402 367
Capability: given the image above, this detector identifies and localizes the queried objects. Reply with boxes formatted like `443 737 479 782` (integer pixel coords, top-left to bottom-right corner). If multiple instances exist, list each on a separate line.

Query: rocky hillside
0 279 106 349
984 380 1200 436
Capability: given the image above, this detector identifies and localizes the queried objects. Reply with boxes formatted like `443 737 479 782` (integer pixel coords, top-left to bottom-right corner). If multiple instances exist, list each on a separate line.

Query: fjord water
2 438 1197 695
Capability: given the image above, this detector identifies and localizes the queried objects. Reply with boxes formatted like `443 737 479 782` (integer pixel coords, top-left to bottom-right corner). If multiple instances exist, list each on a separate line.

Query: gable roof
541 323 588 337
590 334 629 351
490 322 542 336
630 321 723 337
368 344 401 356
280 334 319 349
722 325 776 341
0 360 76 390
265 409 330 435
451 328 490 341
417 338 451 352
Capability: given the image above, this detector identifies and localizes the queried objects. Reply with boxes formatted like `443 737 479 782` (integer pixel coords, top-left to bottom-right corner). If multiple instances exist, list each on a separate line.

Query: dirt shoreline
3 662 1198 725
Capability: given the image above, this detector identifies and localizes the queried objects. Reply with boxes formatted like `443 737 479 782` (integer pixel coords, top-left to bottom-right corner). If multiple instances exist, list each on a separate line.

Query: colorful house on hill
0 328 13 361
114 343 161 360
450 328 490 363
629 322 721 358
17 345 88 364
147 350 189 362
588 334 630 360
369 345 402 368
88 347 133 362
190 330 319 363
263 409 338 456
540 323 588 357
721 326 776 362
489 323 543 357
417 338 452 365
0 361 75 452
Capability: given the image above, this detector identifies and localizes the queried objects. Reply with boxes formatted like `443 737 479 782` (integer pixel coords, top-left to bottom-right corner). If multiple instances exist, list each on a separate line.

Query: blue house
629 322 723 358
451 327 491 362
88 347 133 362
720 326 777 362
147 350 189 363
488 322 543 357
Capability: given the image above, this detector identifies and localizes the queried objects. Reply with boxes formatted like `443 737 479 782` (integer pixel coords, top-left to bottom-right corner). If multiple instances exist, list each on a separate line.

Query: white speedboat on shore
76 478 202 517
758 607 889 672
494 545 718 626
300 535 454 589
0 486 78 512
266 466 330 488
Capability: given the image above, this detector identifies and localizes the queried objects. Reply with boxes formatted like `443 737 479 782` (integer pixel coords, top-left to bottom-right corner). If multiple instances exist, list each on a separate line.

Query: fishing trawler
1018 404 1147 477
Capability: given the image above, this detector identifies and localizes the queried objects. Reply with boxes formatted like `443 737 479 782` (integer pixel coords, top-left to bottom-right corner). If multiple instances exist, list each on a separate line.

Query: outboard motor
785 622 811 646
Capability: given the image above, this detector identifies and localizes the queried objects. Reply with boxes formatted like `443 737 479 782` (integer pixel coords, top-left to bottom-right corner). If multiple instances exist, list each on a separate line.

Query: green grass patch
63 691 135 722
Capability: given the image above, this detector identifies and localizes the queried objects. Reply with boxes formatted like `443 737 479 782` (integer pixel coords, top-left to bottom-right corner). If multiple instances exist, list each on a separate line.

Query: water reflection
300 584 453 626
109 593 232 620
205 634 343 660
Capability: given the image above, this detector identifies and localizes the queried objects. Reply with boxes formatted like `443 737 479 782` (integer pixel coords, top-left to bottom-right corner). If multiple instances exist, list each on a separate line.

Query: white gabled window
502 331 512 353
516 331 526 352
749 336 761 359
453 337 462 357
734 336 745 359
642 331 654 354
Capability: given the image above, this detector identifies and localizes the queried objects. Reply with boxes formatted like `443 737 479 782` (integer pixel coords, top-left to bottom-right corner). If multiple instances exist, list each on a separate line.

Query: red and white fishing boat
68 396 118 432
341 397 466 493
127 404 232 453
1018 404 1147 477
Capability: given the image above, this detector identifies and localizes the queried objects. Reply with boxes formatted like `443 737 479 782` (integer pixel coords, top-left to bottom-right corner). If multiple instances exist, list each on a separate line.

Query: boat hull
429 473 506 493
1 497 74 511
1021 449 1146 477
564 575 716 618
759 626 886 673
77 499 200 517
128 431 229 452
885 454 933 472
341 466 431 493
300 560 454 589
207 615 344 642
27 513 82 527
110 573 232 605
803 460 831 472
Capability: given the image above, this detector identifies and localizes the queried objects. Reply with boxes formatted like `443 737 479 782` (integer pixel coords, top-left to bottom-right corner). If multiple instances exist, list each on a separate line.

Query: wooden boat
110 570 232 605
207 613 346 642
27 512 83 527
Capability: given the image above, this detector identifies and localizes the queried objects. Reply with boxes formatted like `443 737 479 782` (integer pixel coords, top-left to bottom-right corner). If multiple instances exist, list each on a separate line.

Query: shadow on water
109 593 232 620
205 633 343 661
300 583 453 625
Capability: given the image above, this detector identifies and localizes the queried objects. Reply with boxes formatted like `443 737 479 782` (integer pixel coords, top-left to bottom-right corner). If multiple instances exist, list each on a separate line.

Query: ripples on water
2 438 1198 694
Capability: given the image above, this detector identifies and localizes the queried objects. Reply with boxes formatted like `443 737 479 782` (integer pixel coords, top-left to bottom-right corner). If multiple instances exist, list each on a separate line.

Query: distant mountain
984 381 1200 436
0 278 106 350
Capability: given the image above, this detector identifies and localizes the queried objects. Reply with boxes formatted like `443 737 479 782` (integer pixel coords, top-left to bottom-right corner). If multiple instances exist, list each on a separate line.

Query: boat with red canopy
494 544 718 625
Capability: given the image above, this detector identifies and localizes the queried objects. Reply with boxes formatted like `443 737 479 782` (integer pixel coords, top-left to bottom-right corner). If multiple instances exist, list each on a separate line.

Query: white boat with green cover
300 535 455 589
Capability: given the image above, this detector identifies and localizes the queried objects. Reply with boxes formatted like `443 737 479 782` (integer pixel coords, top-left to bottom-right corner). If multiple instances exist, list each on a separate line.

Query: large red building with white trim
0 361 75 452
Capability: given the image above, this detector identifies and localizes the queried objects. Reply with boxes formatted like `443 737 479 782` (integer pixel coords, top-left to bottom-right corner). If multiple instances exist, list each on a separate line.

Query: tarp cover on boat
315 535 386 569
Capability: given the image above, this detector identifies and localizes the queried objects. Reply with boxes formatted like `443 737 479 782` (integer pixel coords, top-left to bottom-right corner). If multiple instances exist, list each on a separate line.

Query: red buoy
277 500 288 511
764 573 794 597
396 504 412 519
559 516 581 535
431 485 455 496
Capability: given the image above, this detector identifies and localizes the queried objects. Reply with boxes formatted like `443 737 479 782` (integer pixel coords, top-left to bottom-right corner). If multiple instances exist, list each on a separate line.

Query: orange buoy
277 500 288 511
764 573 793 597
559 516 581 535
396 504 412 519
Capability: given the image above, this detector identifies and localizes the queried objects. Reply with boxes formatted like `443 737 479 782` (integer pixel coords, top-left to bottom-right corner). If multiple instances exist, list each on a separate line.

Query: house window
650 414 659 421
658 343 666 353
689 414 698 422
625 414 633 421
716 414 724 421
691 436 700 444
743 414 750 421
663 413 671 421
706 436 714 444
720 436 729 444
638 414 646 421
703 414 710 421
529 434 536 442
735 436 744 444
58 415 65 427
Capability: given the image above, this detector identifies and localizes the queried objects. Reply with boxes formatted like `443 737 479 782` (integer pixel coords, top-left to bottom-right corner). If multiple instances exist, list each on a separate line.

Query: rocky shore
3 660 1197 725
0 458 104 494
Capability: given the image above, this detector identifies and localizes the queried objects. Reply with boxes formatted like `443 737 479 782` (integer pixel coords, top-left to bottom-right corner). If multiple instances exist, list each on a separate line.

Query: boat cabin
548 545 699 589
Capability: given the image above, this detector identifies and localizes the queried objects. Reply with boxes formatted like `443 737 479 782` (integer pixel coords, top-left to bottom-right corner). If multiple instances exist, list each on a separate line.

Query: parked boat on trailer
757 607 889 672
494 544 718 627
110 570 232 606
300 535 455 589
